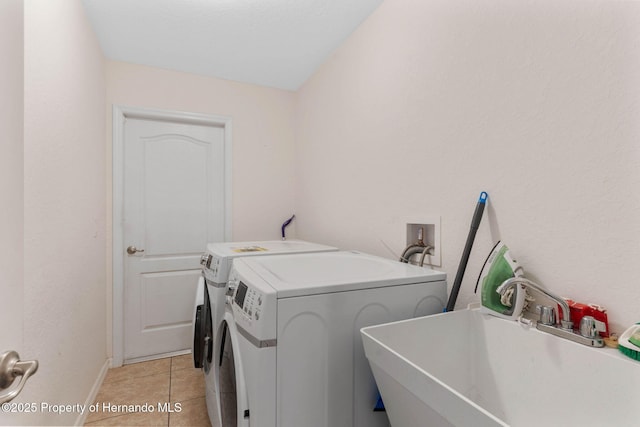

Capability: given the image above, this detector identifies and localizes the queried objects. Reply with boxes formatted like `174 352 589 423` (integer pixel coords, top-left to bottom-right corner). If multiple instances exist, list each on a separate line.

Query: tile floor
84 354 211 427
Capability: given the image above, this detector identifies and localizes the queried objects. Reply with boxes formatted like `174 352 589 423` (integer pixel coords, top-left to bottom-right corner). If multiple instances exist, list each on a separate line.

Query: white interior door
122 115 229 362
0 0 23 357
1 1 38 417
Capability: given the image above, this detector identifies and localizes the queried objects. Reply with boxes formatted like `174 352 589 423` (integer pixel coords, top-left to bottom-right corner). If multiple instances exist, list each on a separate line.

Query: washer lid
205 239 337 258
239 250 446 298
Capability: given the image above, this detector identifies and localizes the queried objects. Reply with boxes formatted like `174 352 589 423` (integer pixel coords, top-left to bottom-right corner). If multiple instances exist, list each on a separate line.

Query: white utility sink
361 307 640 427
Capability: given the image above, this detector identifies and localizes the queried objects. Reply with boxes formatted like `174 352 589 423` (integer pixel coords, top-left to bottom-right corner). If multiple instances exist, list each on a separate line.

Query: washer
220 250 447 427
192 240 337 426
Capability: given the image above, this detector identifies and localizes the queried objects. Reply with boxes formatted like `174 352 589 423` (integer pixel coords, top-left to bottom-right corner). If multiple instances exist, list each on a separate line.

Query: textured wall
295 0 640 333
105 61 297 357
23 0 106 424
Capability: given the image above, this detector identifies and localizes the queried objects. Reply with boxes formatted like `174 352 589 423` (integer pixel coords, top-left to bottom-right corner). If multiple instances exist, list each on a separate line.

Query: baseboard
123 349 191 365
74 358 111 426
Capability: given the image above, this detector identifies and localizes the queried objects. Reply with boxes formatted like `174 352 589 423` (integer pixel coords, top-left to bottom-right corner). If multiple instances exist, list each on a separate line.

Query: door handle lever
0 351 38 404
126 246 145 255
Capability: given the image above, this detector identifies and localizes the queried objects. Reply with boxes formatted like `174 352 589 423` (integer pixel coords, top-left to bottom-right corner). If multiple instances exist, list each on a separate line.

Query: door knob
126 246 145 255
0 351 38 404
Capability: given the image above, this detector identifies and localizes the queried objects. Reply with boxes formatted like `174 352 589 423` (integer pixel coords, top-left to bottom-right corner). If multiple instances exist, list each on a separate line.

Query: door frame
112 105 232 367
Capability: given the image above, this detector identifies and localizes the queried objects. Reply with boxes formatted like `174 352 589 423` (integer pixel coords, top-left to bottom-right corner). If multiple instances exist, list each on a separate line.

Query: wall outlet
404 216 441 267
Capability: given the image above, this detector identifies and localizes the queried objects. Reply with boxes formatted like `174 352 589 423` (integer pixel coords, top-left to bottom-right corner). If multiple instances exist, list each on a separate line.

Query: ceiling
82 0 383 91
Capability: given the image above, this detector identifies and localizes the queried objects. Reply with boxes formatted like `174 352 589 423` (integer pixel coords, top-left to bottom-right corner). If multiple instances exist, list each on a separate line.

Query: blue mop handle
445 192 488 312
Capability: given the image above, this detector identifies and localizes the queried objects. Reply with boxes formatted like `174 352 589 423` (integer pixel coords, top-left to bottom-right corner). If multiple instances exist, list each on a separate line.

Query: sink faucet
498 277 603 347
499 277 573 330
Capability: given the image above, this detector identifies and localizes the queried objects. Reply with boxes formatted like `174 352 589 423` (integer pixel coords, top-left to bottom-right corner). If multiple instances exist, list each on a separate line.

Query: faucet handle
537 305 556 325
579 316 598 338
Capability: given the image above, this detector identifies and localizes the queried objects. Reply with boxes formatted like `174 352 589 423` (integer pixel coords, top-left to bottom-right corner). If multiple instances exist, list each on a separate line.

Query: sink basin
361 307 640 427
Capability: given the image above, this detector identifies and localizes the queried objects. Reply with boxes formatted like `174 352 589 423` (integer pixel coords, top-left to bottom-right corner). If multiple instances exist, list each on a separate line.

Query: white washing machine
219 250 447 427
192 240 337 426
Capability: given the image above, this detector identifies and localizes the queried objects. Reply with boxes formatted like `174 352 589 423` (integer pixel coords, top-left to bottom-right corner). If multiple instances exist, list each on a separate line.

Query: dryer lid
204 239 337 259
237 251 446 298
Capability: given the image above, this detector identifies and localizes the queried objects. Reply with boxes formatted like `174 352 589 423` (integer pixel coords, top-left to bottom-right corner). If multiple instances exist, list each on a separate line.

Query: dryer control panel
202 253 223 283
234 281 265 323
229 260 278 344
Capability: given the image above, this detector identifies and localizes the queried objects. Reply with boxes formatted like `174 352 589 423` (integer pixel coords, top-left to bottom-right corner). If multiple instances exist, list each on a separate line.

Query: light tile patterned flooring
84 354 211 427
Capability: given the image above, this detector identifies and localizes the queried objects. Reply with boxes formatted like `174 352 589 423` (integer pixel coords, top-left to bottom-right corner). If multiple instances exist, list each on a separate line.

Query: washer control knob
200 253 212 267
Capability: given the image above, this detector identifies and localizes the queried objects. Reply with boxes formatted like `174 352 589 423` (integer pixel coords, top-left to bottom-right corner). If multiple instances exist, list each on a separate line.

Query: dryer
192 240 337 426
219 250 447 427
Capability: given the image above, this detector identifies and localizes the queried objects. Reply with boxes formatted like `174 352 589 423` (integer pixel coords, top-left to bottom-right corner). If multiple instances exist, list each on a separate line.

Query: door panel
141 270 200 328
0 1 31 418
124 117 226 361
0 0 24 356
142 132 224 255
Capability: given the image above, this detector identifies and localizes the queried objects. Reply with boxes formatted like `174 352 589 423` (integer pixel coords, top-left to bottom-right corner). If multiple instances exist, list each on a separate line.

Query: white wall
23 0 107 425
295 0 640 333
105 61 297 357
